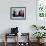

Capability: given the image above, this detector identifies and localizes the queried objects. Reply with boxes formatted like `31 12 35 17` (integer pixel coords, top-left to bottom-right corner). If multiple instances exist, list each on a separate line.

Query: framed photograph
10 7 26 20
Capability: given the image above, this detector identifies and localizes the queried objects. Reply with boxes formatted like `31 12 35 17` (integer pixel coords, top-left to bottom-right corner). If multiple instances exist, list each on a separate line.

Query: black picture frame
10 7 26 20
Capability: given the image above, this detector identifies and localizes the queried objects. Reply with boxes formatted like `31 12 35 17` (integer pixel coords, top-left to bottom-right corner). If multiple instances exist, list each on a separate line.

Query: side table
4 33 18 46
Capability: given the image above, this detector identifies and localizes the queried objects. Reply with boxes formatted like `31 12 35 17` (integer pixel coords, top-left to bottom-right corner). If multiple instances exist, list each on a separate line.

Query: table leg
4 34 7 46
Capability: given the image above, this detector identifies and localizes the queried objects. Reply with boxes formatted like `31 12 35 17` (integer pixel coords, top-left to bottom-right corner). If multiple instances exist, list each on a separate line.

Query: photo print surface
10 7 26 20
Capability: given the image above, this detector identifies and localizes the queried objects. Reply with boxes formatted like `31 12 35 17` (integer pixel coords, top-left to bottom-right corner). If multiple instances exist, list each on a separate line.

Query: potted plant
33 32 46 43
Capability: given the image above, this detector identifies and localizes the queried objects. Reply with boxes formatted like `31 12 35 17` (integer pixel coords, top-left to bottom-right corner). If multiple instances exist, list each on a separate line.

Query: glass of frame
10 7 26 20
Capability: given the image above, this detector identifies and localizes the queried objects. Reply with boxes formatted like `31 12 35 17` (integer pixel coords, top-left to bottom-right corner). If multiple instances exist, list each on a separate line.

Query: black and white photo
10 7 26 20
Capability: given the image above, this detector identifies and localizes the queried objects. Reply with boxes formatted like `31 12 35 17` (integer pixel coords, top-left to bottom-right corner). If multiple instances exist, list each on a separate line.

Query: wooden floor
0 42 46 46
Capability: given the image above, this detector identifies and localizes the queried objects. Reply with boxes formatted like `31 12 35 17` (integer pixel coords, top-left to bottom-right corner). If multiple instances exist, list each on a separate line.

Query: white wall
0 0 37 42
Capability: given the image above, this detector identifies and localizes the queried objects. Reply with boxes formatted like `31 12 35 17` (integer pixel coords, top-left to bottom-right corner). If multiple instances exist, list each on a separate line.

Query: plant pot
37 39 40 43
40 38 45 43
37 39 45 44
